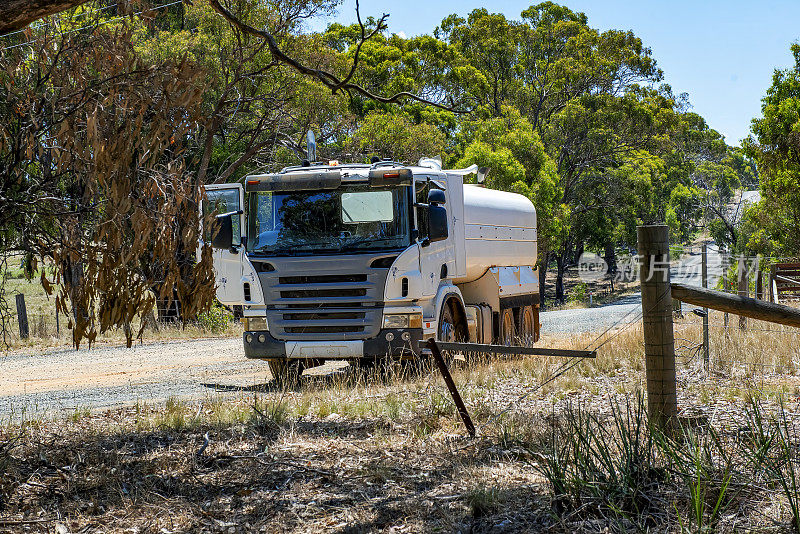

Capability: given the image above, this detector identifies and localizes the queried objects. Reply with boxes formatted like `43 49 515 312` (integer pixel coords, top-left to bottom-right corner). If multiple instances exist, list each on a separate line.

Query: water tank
455 184 537 283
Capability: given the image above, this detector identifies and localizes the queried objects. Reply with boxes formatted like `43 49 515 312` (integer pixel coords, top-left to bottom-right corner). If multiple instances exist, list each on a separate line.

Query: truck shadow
199 359 443 393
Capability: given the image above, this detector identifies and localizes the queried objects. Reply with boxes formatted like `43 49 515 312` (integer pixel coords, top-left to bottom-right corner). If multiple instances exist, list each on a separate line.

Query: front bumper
242 328 423 360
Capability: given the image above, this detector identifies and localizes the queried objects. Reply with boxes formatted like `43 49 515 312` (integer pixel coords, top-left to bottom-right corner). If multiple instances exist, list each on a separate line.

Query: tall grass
531 395 666 527
529 393 800 532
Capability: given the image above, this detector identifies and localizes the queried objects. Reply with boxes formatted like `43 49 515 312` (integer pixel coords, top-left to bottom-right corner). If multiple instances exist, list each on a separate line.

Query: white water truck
204 158 539 378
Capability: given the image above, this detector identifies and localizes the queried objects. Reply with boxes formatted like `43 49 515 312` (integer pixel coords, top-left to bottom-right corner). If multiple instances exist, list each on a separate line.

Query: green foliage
1 0 750 316
197 305 233 334
533 396 665 526
743 43 800 256
454 107 569 265
350 111 446 163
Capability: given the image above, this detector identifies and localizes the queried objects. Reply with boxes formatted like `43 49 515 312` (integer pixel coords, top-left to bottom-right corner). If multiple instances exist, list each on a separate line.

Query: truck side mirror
428 204 448 242
427 189 446 205
211 213 234 249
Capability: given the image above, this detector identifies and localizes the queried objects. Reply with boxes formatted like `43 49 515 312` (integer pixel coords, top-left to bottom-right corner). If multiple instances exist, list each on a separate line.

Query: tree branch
207 0 466 113
0 0 89 35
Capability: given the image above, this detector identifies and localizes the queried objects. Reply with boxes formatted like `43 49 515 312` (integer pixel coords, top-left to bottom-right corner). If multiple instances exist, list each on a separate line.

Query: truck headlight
383 313 422 329
243 317 268 331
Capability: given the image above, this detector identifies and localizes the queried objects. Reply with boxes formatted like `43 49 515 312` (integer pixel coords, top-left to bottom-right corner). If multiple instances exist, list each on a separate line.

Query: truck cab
204 159 539 372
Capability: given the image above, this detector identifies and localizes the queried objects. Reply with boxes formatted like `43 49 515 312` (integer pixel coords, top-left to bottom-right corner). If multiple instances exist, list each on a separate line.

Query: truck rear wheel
499 308 516 346
520 305 536 346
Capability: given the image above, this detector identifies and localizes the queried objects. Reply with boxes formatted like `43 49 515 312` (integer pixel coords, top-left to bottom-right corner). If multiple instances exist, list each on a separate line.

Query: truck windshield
247 185 410 255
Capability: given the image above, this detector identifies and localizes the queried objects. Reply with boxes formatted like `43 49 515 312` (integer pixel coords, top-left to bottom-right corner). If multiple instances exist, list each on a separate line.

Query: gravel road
0 337 270 419
540 244 724 334
1 246 724 418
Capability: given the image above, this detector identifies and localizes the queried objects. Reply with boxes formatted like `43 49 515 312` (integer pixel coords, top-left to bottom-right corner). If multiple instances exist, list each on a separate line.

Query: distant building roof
740 190 761 204
733 190 761 225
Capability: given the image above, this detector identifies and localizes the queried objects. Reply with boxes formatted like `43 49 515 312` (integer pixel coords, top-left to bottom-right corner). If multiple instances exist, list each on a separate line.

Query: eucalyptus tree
742 43 800 256
0 23 215 347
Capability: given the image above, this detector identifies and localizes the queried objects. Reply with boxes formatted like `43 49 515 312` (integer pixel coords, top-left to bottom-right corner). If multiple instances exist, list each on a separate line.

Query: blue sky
312 0 800 146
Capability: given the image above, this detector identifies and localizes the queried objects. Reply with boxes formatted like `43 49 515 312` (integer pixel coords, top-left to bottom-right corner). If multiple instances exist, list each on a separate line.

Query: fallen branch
0 0 89 35
196 432 210 457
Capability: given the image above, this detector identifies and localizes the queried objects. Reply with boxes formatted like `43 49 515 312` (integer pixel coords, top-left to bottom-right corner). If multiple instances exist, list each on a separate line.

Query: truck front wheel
267 359 305 388
438 304 457 343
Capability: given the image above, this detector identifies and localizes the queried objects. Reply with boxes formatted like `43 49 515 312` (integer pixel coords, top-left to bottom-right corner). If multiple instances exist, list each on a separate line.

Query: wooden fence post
701 244 710 368
15 294 29 339
756 268 764 301
738 255 748 330
637 225 677 431
723 255 729 332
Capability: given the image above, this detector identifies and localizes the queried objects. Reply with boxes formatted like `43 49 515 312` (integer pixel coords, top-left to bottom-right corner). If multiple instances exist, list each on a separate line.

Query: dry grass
1 266 242 352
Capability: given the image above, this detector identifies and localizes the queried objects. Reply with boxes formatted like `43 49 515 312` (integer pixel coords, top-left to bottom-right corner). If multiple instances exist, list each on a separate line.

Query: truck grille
253 254 392 341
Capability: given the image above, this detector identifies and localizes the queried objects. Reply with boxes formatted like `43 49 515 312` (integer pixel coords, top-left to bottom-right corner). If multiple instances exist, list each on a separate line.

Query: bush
197 305 232 333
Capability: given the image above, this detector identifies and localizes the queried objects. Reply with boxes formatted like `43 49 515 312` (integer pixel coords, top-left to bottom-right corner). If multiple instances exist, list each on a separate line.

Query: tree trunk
555 253 567 303
604 241 617 276
574 241 584 265
538 249 549 309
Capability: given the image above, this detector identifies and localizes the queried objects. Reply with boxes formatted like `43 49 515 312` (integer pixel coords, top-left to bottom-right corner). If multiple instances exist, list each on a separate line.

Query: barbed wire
674 318 800 336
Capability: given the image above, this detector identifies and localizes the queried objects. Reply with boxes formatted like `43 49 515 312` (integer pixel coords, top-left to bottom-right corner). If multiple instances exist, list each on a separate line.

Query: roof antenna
306 130 316 163
477 167 490 184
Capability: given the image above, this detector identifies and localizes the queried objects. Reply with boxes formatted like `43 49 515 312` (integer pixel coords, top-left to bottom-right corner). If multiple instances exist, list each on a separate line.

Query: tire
436 301 470 367
499 308 516 346
497 308 517 346
438 303 458 343
267 359 305 388
520 305 536 346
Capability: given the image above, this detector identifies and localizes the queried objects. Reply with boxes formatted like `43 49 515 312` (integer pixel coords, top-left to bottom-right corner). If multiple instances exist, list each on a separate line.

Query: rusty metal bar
426 339 475 437
434 342 596 359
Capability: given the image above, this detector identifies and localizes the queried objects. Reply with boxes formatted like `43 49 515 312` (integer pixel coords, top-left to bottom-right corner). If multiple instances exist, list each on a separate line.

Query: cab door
415 177 453 299
203 184 248 306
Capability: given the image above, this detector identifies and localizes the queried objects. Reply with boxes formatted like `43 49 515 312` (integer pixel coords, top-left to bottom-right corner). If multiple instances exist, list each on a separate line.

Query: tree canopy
0 0 762 344
741 44 800 257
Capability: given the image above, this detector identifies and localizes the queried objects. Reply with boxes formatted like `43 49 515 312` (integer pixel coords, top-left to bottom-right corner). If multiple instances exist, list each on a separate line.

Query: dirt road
0 337 270 419
541 243 724 333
